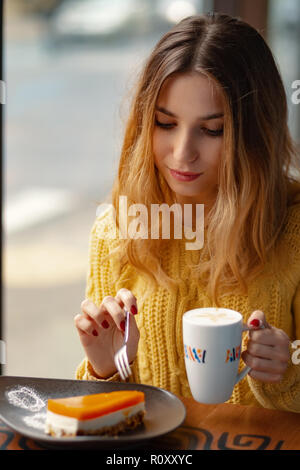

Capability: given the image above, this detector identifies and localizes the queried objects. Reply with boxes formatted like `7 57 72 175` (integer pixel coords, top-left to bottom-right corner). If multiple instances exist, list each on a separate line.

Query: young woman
74 13 300 412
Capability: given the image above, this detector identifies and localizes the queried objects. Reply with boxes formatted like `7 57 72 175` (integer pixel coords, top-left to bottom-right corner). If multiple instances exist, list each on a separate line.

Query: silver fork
114 309 132 381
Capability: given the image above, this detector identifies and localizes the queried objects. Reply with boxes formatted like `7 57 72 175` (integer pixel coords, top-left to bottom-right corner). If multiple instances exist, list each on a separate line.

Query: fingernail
130 305 137 315
101 320 109 329
120 320 125 332
92 329 98 336
250 319 260 328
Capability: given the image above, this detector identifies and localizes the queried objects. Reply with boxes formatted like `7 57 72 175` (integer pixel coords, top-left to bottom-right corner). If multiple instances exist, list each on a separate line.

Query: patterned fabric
76 181 300 412
0 420 43 450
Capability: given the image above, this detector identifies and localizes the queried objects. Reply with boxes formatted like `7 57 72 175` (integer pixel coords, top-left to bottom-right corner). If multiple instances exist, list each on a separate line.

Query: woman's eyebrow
155 106 224 121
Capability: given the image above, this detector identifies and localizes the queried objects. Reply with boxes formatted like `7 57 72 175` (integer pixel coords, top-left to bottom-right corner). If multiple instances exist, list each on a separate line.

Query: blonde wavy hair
99 13 300 306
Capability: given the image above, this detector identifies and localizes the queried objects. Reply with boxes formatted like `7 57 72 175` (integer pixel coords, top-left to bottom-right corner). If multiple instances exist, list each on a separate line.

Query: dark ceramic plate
0 376 186 449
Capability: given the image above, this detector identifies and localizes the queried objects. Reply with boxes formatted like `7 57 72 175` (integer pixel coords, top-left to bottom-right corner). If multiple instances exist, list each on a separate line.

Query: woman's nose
173 130 198 162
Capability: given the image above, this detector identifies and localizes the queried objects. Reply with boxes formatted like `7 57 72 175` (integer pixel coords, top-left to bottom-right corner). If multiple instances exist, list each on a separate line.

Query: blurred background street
2 0 300 379
3 0 209 379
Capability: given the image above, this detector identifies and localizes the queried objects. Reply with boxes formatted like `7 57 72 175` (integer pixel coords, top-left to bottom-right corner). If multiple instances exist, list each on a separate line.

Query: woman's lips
169 168 202 181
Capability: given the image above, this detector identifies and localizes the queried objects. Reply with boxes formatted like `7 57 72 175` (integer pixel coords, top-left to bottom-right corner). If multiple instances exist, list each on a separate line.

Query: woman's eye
154 118 223 137
202 127 224 137
154 119 174 129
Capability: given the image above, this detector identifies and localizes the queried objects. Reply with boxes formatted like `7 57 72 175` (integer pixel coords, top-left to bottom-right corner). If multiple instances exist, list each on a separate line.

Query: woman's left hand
241 310 291 383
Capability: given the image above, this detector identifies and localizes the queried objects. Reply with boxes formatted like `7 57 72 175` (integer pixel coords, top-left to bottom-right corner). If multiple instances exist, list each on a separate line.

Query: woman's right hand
74 288 139 378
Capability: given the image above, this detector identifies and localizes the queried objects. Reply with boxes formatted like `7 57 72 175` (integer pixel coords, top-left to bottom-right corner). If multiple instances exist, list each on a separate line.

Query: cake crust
46 410 145 437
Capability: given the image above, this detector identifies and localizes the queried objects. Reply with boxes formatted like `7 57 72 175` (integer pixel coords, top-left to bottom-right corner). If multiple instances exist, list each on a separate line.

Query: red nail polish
101 320 109 329
120 320 125 332
250 319 260 328
92 329 98 336
130 305 137 315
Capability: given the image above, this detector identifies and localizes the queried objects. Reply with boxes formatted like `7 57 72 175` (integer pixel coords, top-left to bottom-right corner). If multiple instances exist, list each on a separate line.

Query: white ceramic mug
182 307 254 404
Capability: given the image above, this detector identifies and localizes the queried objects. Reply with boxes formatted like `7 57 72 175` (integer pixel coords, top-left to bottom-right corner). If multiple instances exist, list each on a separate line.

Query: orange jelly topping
47 390 145 421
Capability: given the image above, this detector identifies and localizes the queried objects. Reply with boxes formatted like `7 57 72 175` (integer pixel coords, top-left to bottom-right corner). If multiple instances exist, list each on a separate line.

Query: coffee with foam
186 308 240 326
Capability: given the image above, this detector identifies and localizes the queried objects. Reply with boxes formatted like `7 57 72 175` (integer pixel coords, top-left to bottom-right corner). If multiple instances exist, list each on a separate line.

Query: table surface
1 397 300 450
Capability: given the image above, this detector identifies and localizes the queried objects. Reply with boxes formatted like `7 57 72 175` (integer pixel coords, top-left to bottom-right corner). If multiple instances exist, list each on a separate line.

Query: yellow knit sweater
76 182 300 413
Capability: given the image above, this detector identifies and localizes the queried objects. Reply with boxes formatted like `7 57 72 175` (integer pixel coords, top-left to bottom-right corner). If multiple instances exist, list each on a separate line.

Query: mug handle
235 323 265 385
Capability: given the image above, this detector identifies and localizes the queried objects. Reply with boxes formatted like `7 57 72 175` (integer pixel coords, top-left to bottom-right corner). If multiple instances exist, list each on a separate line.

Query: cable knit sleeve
75 207 139 383
247 190 300 412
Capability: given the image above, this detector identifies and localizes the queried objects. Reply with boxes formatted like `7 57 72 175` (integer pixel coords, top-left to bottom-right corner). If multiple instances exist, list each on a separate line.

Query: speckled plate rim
0 376 186 449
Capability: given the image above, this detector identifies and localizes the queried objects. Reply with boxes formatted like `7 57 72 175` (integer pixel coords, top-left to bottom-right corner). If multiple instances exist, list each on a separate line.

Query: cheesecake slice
45 390 145 437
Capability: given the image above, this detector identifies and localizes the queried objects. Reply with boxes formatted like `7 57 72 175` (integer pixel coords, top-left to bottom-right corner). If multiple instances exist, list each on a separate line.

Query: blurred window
4 0 212 378
267 0 300 144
